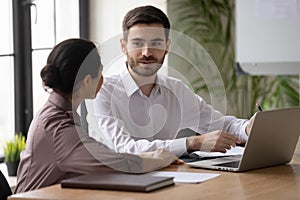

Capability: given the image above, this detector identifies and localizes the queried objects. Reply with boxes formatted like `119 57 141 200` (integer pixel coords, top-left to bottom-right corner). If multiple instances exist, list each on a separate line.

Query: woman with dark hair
15 38 178 193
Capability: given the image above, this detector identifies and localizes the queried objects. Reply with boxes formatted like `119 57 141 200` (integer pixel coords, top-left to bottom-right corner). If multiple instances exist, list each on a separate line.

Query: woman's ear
120 38 127 54
82 74 92 88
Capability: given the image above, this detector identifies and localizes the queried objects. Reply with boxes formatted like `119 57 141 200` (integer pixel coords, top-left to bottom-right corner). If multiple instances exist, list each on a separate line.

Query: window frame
0 0 89 163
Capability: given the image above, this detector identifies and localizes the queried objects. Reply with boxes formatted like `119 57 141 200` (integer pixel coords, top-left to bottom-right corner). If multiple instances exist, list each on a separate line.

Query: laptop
188 106 300 172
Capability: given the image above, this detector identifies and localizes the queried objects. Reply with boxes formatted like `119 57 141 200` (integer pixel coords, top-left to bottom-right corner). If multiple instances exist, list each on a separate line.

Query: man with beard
93 5 255 157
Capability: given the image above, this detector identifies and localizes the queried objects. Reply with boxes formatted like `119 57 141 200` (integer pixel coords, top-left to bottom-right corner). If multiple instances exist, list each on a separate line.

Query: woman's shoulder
37 100 74 131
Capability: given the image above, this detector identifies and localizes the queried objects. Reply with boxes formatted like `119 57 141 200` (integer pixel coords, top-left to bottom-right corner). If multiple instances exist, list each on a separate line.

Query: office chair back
0 170 12 200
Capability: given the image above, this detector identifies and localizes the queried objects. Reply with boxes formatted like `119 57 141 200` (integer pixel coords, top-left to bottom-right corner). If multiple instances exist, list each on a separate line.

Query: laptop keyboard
214 161 240 168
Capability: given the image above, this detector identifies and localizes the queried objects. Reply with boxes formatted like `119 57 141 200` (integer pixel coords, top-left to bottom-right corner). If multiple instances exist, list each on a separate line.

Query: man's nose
142 46 152 57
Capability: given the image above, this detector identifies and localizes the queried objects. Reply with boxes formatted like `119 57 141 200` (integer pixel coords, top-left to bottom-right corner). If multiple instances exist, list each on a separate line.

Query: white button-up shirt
94 69 248 156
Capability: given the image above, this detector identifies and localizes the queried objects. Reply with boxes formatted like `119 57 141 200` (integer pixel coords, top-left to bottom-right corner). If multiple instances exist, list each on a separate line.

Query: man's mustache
137 56 158 62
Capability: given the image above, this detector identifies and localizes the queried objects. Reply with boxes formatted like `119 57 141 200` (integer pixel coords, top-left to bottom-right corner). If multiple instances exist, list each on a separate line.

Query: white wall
236 0 300 75
90 0 166 44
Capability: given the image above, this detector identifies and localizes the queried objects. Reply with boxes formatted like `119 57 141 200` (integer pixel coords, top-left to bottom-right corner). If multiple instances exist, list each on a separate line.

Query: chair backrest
0 170 12 200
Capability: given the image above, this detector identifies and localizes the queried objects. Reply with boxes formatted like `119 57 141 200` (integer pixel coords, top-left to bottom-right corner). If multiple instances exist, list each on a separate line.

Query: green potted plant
4 133 26 176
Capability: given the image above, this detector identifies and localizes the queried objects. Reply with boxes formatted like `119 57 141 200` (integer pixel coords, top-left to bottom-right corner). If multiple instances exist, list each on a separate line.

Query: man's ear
165 39 171 54
120 38 127 54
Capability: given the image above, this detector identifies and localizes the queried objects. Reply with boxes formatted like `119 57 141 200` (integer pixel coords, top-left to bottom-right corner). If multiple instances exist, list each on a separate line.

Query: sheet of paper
255 0 298 19
192 146 245 158
150 171 220 184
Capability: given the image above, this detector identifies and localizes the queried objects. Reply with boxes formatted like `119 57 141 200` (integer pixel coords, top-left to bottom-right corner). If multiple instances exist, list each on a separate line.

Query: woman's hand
140 149 184 165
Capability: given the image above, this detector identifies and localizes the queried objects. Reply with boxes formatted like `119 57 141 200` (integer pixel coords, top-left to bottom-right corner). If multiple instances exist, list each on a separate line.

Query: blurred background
1 0 299 160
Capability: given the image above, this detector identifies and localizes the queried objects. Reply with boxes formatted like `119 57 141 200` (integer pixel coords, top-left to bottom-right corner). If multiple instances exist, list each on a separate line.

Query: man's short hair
122 5 170 41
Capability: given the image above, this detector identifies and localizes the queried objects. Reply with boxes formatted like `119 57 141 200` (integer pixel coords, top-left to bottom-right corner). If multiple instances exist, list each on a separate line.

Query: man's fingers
219 136 236 147
213 146 227 153
200 130 241 153
222 132 240 144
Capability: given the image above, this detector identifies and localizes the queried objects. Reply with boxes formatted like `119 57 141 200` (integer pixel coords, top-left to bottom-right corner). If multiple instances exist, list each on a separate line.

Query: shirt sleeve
223 116 249 142
53 120 172 174
93 86 187 157
180 83 249 142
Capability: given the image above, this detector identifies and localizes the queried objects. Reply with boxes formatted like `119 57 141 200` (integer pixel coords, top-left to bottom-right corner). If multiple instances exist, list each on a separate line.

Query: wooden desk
8 153 300 200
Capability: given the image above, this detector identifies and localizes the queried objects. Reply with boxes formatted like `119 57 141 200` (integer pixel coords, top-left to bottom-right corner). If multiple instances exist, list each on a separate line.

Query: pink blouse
15 92 166 193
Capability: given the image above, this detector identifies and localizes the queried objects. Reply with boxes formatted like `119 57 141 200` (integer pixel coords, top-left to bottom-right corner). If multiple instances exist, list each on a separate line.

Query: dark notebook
61 173 175 192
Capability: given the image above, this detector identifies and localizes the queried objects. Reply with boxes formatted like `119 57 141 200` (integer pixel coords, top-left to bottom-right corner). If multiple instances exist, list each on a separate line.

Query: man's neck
135 75 157 97
128 68 156 97
139 82 155 97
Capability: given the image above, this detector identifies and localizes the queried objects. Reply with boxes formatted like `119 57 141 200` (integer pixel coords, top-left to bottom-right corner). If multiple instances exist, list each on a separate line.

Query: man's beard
127 55 165 77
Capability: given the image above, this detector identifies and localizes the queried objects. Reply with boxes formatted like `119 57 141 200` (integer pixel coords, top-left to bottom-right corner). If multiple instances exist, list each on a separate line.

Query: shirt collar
120 67 163 97
121 69 139 97
49 91 72 111
48 91 81 126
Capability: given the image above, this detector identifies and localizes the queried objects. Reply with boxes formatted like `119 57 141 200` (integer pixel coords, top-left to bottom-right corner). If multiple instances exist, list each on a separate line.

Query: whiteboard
235 0 300 75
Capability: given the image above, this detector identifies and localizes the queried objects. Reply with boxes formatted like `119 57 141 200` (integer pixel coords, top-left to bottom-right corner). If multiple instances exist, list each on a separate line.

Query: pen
256 103 263 112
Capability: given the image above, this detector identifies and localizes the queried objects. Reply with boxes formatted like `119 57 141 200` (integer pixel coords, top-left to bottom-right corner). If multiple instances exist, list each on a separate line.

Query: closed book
61 173 174 192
